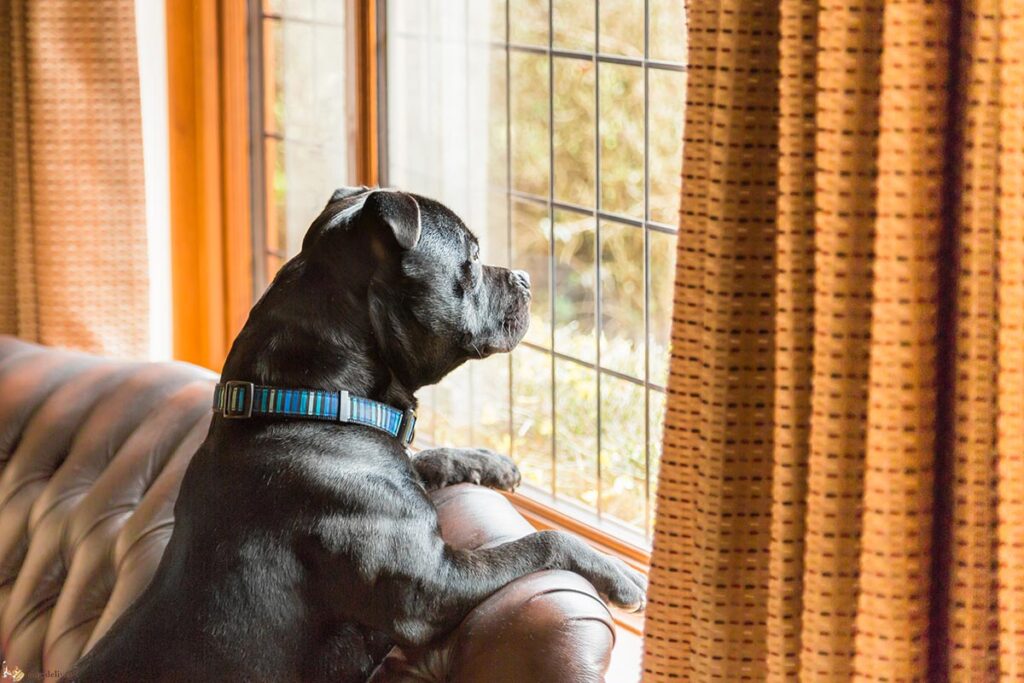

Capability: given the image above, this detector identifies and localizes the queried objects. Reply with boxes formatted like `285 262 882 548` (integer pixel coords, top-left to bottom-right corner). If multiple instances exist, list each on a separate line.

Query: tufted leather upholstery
0 337 615 681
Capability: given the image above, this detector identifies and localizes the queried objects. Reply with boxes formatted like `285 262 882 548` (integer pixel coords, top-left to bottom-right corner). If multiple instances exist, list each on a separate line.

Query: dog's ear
327 186 371 206
362 190 421 251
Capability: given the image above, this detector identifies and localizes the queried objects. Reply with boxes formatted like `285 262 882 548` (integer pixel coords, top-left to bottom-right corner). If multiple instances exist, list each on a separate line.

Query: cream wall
135 0 172 360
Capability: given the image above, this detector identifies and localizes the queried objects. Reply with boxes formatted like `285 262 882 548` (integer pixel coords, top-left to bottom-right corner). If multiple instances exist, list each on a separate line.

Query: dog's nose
510 270 531 290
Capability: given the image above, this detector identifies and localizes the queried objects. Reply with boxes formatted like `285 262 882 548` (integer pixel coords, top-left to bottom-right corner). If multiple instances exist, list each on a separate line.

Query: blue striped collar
213 381 416 446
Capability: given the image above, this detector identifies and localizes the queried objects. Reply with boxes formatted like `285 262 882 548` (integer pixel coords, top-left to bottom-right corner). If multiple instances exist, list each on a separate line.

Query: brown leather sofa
0 337 617 681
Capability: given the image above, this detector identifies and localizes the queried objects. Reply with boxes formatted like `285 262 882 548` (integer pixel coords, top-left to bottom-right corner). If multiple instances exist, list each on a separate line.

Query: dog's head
301 187 531 387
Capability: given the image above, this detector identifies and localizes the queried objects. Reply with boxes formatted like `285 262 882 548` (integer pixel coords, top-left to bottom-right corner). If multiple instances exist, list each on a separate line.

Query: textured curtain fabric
643 0 1024 680
0 0 148 357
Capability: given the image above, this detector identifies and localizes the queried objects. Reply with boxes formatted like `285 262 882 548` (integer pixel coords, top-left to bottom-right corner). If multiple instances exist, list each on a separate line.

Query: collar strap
213 381 416 446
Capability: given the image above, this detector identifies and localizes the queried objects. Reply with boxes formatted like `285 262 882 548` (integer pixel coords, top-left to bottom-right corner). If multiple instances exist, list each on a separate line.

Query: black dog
63 187 646 682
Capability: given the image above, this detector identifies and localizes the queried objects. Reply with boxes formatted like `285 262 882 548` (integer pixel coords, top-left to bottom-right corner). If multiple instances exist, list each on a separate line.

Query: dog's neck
221 256 418 411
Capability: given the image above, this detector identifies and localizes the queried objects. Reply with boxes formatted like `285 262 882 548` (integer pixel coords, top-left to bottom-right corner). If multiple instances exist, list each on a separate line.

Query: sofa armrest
370 485 616 683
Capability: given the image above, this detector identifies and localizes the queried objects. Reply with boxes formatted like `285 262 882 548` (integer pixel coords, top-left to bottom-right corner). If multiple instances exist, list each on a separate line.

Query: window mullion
593 0 604 521
547 0 558 500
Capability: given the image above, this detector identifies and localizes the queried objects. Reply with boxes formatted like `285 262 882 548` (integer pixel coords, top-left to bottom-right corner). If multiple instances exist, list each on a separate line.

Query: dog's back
63 430 401 683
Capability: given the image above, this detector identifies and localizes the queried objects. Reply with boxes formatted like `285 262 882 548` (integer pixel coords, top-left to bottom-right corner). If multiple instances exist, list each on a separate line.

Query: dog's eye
459 261 480 296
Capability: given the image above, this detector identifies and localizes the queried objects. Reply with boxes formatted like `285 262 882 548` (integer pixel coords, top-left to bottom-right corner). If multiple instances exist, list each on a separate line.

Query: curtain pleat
950 0 1002 677
642 0 780 678
996 1 1024 676
644 0 1024 678
766 0 817 675
639 0 717 671
852 0 949 676
801 0 883 676
0 0 148 357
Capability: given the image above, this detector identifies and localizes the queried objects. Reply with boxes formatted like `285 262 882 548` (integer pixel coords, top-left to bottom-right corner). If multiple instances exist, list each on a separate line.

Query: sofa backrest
0 337 216 677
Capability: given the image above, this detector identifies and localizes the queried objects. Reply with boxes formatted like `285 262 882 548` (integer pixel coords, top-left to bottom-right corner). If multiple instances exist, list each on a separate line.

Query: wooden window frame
166 3 650 624
167 0 252 370
353 0 379 186
167 0 379 371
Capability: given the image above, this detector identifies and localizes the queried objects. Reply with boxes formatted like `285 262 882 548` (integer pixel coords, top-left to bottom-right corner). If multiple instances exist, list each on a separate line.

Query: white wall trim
136 0 172 360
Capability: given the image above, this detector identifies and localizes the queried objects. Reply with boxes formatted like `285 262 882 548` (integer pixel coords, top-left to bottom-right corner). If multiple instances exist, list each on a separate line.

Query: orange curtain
643 0 1024 679
0 0 148 357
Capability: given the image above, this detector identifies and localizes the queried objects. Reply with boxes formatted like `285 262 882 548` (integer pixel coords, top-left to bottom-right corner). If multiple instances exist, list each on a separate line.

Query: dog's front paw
601 557 648 613
550 531 648 612
413 447 521 492
576 552 647 612
461 448 521 492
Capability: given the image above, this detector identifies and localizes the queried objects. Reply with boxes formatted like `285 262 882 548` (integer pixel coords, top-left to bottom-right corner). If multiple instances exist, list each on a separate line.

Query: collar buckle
222 381 255 418
398 407 417 445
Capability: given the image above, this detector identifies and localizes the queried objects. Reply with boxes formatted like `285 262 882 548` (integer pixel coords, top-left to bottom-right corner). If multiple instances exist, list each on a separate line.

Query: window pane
268 139 346 256
553 0 595 52
486 189 510 267
388 0 429 35
429 364 474 447
648 228 676 388
314 0 344 24
510 51 550 197
386 4 494 226
598 0 643 57
265 0 343 23
599 64 644 219
386 28 436 191
601 375 646 528
471 354 512 453
489 48 510 194
553 210 596 364
265 18 347 146
600 221 644 379
264 135 285 281
512 199 551 348
262 19 282 136
649 0 687 63
509 0 549 45
312 24 348 136
490 0 508 41
513 346 553 491
422 354 508 452
648 68 686 225
260 9 350 269
555 359 597 510
553 58 596 207
264 137 285 256
264 0 314 21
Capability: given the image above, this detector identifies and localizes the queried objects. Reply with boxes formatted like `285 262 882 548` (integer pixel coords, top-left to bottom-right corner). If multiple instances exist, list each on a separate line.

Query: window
251 0 686 546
